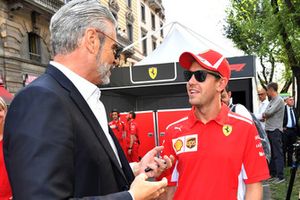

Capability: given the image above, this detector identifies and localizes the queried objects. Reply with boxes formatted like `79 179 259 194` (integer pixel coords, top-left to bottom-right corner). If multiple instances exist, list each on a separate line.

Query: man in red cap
161 49 270 200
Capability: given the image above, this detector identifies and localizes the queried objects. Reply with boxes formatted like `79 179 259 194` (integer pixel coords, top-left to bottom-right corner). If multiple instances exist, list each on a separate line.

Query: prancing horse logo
222 125 233 136
148 67 157 79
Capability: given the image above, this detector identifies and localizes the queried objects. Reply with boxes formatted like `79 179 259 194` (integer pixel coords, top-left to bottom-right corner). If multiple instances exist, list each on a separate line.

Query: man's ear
216 78 228 93
83 28 99 54
228 91 232 99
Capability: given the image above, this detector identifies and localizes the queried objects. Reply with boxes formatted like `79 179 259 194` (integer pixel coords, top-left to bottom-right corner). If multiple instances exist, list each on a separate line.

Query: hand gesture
136 146 174 177
129 173 167 200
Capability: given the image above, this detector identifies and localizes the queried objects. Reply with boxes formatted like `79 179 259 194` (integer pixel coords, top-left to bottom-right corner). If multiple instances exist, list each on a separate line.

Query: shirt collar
187 103 229 128
262 99 269 104
50 61 99 101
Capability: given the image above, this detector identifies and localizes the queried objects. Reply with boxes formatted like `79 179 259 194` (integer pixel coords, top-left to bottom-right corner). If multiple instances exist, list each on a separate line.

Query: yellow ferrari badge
148 67 157 79
174 139 183 152
222 125 232 136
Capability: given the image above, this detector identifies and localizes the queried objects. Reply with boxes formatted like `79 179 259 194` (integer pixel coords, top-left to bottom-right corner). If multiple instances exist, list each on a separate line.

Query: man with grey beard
3 0 172 199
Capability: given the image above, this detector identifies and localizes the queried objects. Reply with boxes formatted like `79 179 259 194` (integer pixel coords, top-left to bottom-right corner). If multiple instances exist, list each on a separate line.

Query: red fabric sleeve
243 124 270 184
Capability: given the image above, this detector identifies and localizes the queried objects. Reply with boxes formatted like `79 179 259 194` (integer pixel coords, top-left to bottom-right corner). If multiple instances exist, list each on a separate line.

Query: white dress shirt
50 61 122 167
286 106 296 128
255 98 269 128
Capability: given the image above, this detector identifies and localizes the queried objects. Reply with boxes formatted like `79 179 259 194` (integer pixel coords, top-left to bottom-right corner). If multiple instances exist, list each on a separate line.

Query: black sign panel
101 55 256 89
227 56 255 79
130 63 176 84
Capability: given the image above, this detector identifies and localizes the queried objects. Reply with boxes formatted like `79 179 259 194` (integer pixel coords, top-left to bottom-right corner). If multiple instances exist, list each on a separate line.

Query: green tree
224 0 300 114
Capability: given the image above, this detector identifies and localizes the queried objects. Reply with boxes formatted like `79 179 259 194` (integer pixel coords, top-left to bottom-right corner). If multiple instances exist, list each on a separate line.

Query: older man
255 88 269 128
4 0 171 199
282 96 299 167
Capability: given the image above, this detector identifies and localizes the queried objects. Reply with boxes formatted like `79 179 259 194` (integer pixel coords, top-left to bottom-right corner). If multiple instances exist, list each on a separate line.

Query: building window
142 31 147 56
141 4 145 22
152 38 157 51
127 0 132 8
28 32 41 62
127 23 133 42
160 22 163 37
151 13 155 30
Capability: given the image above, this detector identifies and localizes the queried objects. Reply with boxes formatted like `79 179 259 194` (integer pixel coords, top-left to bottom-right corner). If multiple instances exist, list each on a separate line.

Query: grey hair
50 0 117 56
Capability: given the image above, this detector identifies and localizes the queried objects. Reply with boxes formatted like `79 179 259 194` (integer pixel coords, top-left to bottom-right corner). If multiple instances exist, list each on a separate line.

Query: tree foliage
224 0 300 113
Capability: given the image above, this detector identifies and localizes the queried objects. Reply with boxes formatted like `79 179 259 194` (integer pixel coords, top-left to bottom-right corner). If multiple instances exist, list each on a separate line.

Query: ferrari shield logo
148 67 157 79
222 125 232 136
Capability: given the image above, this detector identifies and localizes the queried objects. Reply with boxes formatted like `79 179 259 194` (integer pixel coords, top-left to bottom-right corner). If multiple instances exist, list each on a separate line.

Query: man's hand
134 146 174 177
129 173 168 200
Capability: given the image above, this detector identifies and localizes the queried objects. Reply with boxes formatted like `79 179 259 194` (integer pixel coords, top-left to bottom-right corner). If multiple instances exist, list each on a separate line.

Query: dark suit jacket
283 105 299 129
4 65 134 200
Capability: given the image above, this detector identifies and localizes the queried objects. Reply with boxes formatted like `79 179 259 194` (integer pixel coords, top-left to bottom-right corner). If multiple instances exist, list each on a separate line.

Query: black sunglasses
95 29 124 59
184 70 221 82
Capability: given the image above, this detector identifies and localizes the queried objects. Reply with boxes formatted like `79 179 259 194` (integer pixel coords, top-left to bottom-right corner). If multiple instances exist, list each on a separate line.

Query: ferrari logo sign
148 67 157 79
222 125 232 136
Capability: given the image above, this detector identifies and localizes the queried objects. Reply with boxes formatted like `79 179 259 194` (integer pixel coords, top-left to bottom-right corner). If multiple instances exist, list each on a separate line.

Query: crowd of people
0 0 299 199
109 109 141 162
255 84 299 184
222 81 299 186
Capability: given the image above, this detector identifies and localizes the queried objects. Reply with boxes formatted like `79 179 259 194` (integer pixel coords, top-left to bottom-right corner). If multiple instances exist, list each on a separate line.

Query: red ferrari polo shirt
162 105 269 200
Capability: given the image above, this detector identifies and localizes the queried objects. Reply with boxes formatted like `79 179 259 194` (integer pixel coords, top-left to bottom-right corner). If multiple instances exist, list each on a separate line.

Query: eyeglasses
184 70 221 82
258 93 264 96
95 29 123 59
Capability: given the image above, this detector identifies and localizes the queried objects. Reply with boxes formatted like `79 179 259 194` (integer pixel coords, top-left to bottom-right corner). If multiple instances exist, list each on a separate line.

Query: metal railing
25 0 64 13
148 0 162 12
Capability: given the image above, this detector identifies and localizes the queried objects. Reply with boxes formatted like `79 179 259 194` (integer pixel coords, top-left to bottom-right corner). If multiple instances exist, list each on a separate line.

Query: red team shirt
0 140 12 200
109 120 125 142
126 120 139 162
109 120 126 153
162 105 269 200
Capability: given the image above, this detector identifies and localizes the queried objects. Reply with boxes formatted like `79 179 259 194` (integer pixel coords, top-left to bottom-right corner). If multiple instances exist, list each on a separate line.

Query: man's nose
188 74 198 84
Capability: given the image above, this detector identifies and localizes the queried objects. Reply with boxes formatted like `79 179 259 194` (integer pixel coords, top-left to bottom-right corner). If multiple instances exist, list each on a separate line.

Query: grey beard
98 62 111 85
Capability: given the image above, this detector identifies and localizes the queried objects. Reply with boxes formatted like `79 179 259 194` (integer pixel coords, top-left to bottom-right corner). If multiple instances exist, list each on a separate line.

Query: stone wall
0 0 52 94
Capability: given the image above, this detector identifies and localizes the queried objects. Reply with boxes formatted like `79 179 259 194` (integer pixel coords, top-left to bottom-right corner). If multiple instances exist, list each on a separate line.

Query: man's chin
101 78 110 85
189 98 201 106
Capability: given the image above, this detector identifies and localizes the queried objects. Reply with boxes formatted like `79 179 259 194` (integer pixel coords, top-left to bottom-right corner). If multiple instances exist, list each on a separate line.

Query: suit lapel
108 128 134 183
45 65 129 181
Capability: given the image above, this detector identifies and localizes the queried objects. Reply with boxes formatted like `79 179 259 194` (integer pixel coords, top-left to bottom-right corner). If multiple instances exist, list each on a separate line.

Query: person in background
126 111 140 162
263 82 285 184
109 109 127 155
161 49 269 200
221 85 252 120
0 97 12 200
282 96 299 167
3 0 172 199
255 88 269 128
221 85 253 200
